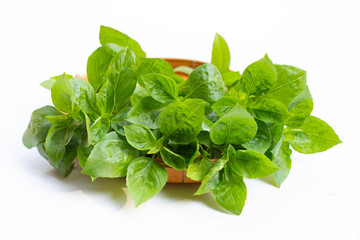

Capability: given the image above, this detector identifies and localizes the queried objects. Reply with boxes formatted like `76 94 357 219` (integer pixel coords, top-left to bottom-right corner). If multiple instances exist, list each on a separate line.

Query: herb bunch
23 26 341 215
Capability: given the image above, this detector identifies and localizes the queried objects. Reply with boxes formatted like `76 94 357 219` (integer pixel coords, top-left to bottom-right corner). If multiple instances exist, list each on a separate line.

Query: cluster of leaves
23 26 341 215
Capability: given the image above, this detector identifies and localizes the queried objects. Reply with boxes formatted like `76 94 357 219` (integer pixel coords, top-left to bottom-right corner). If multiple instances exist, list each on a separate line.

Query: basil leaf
45 125 75 168
110 107 132 136
137 58 173 86
185 63 225 102
126 96 166 129
86 46 114 92
126 157 167 207
173 66 193 75
222 71 241 88
213 172 247 215
195 157 228 195
272 141 292 187
269 123 285 158
96 79 115 116
285 86 313 127
249 97 289 123
265 65 306 106
40 74 73 90
210 104 257 145
130 86 149 105
140 73 178 104
197 131 211 148
23 106 62 149
106 47 137 111
285 116 342 153
241 54 277 96
228 150 279 179
124 124 159 151
242 119 271 154
89 117 110 143
187 156 214 181
160 146 187 170
99 25 146 62
212 96 242 117
211 33 230 75
81 132 139 178
157 99 208 144
69 78 97 117
51 74 74 113
77 144 93 169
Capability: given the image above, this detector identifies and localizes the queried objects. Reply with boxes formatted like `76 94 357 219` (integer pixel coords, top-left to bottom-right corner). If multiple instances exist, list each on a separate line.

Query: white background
1 0 359 239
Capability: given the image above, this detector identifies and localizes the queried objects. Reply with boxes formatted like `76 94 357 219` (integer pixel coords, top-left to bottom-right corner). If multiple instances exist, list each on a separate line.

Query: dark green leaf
197 131 211 148
160 146 187 170
77 144 93 169
285 116 342 153
242 119 271 154
110 107 132 136
140 73 178 104
126 157 167 207
211 33 230 74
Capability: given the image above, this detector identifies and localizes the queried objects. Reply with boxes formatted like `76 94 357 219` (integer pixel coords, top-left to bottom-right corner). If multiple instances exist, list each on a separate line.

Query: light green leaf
110 107 132 136
187 156 214 181
130 86 149 105
242 119 271 154
185 63 225 102
140 73 178 104
228 150 279 179
77 144 93 169
249 97 289 123
89 117 110 143
160 146 187 170
211 33 230 74
82 132 139 178
285 86 313 127
265 64 306 106
212 96 242 117
173 66 193 75
241 54 277 96
124 124 158 151
126 157 167 207
272 141 292 187
210 104 257 145
96 79 115 116
137 58 173 86
40 74 73 90
285 116 342 154
269 123 285 158
69 78 97 117
222 71 241 88
161 140 199 170
157 99 208 144
51 74 74 113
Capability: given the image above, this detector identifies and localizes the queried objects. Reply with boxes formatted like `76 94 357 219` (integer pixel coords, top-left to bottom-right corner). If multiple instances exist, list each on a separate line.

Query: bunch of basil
23 26 341 215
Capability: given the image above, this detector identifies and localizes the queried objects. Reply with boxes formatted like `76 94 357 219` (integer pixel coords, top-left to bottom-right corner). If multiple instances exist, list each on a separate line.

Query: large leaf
86 46 114 92
124 124 159 151
69 78 97 118
265 64 306 106
272 141 292 187
81 132 139 178
210 104 257 145
211 33 230 74
212 96 243 117
126 157 167 207
185 63 225 102
105 47 137 111
242 119 271 154
87 116 110 144
99 25 146 62
228 150 279 179
157 99 207 144
285 86 313 127
187 156 214 181
241 54 277 96
213 172 247 215
249 97 289 123
140 73 178 104
23 106 62 149
51 74 74 113
285 116 342 154
126 96 166 129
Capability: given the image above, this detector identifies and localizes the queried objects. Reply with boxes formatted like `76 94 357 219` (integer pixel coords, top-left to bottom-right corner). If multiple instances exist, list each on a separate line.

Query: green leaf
89 117 110 143
269 123 285 158
86 46 114 92
284 116 342 154
272 141 292 187
265 65 307 106
210 104 257 145
140 73 178 104
285 86 313 127
222 71 241 88
137 58 174 86
126 157 167 207
197 131 211 148
187 156 214 181
242 119 271 154
51 74 74 113
124 124 159 151
40 74 73 90
157 99 208 144
213 172 247 215
106 47 137 111
69 78 97 117
211 33 230 75
77 144 93 169
195 157 228 195
228 150 279 179
241 54 277 96
249 97 289 123
110 107 132 136
23 106 62 149
96 79 115 116
99 25 146 62
160 146 187 170
82 132 139 178
126 96 166 129
212 96 242 117
173 66 193 75
130 86 149 105
45 125 75 168
161 140 199 170
185 63 225 102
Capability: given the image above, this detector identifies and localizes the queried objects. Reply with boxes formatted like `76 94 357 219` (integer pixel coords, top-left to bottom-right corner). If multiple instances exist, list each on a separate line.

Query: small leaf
173 66 194 75
211 33 230 75
69 78 97 117
89 117 110 143
160 146 187 170
96 79 115 116
51 74 74 113
124 124 158 151
140 73 178 104
137 58 174 86
249 97 289 123
242 119 271 154
126 157 167 207
212 96 243 117
222 71 241 88
110 107 132 136
272 141 292 187
285 86 313 127
187 156 214 181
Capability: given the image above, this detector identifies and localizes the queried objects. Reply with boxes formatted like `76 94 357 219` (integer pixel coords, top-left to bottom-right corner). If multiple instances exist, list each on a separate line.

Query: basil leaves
23 26 341 215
